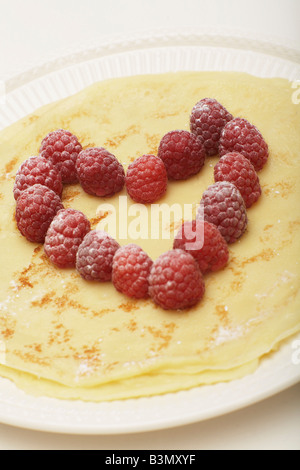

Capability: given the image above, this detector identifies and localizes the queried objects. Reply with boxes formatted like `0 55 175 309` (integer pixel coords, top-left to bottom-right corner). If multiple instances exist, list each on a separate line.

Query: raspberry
190 98 233 157
39 129 82 184
157 130 206 180
214 151 261 208
173 220 229 274
126 154 168 203
76 147 125 197
13 156 63 201
15 184 64 243
76 230 120 281
198 181 247 244
148 249 205 310
219 117 269 171
44 208 91 268
112 244 153 299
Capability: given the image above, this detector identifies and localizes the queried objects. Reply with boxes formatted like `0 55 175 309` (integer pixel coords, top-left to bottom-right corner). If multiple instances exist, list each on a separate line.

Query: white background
0 0 299 450
1 0 300 80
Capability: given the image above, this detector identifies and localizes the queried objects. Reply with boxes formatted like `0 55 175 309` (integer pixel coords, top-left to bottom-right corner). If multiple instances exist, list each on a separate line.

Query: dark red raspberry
148 249 205 310
13 156 63 201
190 98 233 157
219 117 269 171
76 230 120 281
173 220 229 274
157 130 206 180
214 151 262 208
15 184 64 243
44 208 91 268
112 244 153 299
126 154 167 203
198 181 247 244
39 129 82 184
76 147 125 197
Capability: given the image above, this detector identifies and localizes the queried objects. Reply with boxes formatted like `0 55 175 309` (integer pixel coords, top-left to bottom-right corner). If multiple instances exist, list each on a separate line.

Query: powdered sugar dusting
211 324 245 346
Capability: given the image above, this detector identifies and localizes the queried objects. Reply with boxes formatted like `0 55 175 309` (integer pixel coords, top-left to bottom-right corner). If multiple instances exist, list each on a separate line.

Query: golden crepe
0 71 299 401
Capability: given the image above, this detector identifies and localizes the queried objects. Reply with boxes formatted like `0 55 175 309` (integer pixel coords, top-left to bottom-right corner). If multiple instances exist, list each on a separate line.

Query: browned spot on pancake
225 253 248 292
4 156 19 175
227 247 276 273
31 291 56 308
65 298 89 315
17 264 35 289
83 345 99 356
126 318 138 332
82 143 96 150
90 210 110 229
0 308 17 341
104 361 119 373
215 305 229 325
31 287 91 317
262 180 294 198
145 133 161 155
13 245 58 290
288 219 300 232
145 322 177 352
62 186 81 206
260 224 274 242
1 328 15 339
12 245 93 320
25 342 43 353
73 342 104 376
240 248 276 267
48 327 71 347
39 252 56 269
0 156 19 182
230 269 246 292
26 115 39 125
33 245 43 255
93 307 115 317
104 125 140 149
14 349 50 367
204 304 233 351
167 219 184 234
119 301 139 313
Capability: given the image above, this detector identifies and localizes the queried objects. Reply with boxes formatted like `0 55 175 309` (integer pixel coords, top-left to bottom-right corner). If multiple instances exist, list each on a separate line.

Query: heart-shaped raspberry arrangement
13 97 268 310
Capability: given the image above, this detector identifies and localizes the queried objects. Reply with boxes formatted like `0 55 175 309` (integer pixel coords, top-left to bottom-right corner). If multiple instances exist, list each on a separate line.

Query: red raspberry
190 98 233 157
112 244 153 299
214 151 262 208
76 147 125 197
198 181 247 244
173 220 229 274
15 184 64 243
157 130 206 180
39 129 82 184
44 208 91 268
13 156 63 201
76 230 120 281
219 117 269 171
126 154 168 203
148 249 205 310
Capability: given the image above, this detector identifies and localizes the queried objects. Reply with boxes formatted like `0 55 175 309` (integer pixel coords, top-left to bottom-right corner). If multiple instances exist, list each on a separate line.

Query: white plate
0 32 300 435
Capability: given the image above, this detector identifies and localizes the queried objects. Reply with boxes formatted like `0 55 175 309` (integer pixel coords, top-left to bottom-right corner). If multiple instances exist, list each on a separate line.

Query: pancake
0 71 299 401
